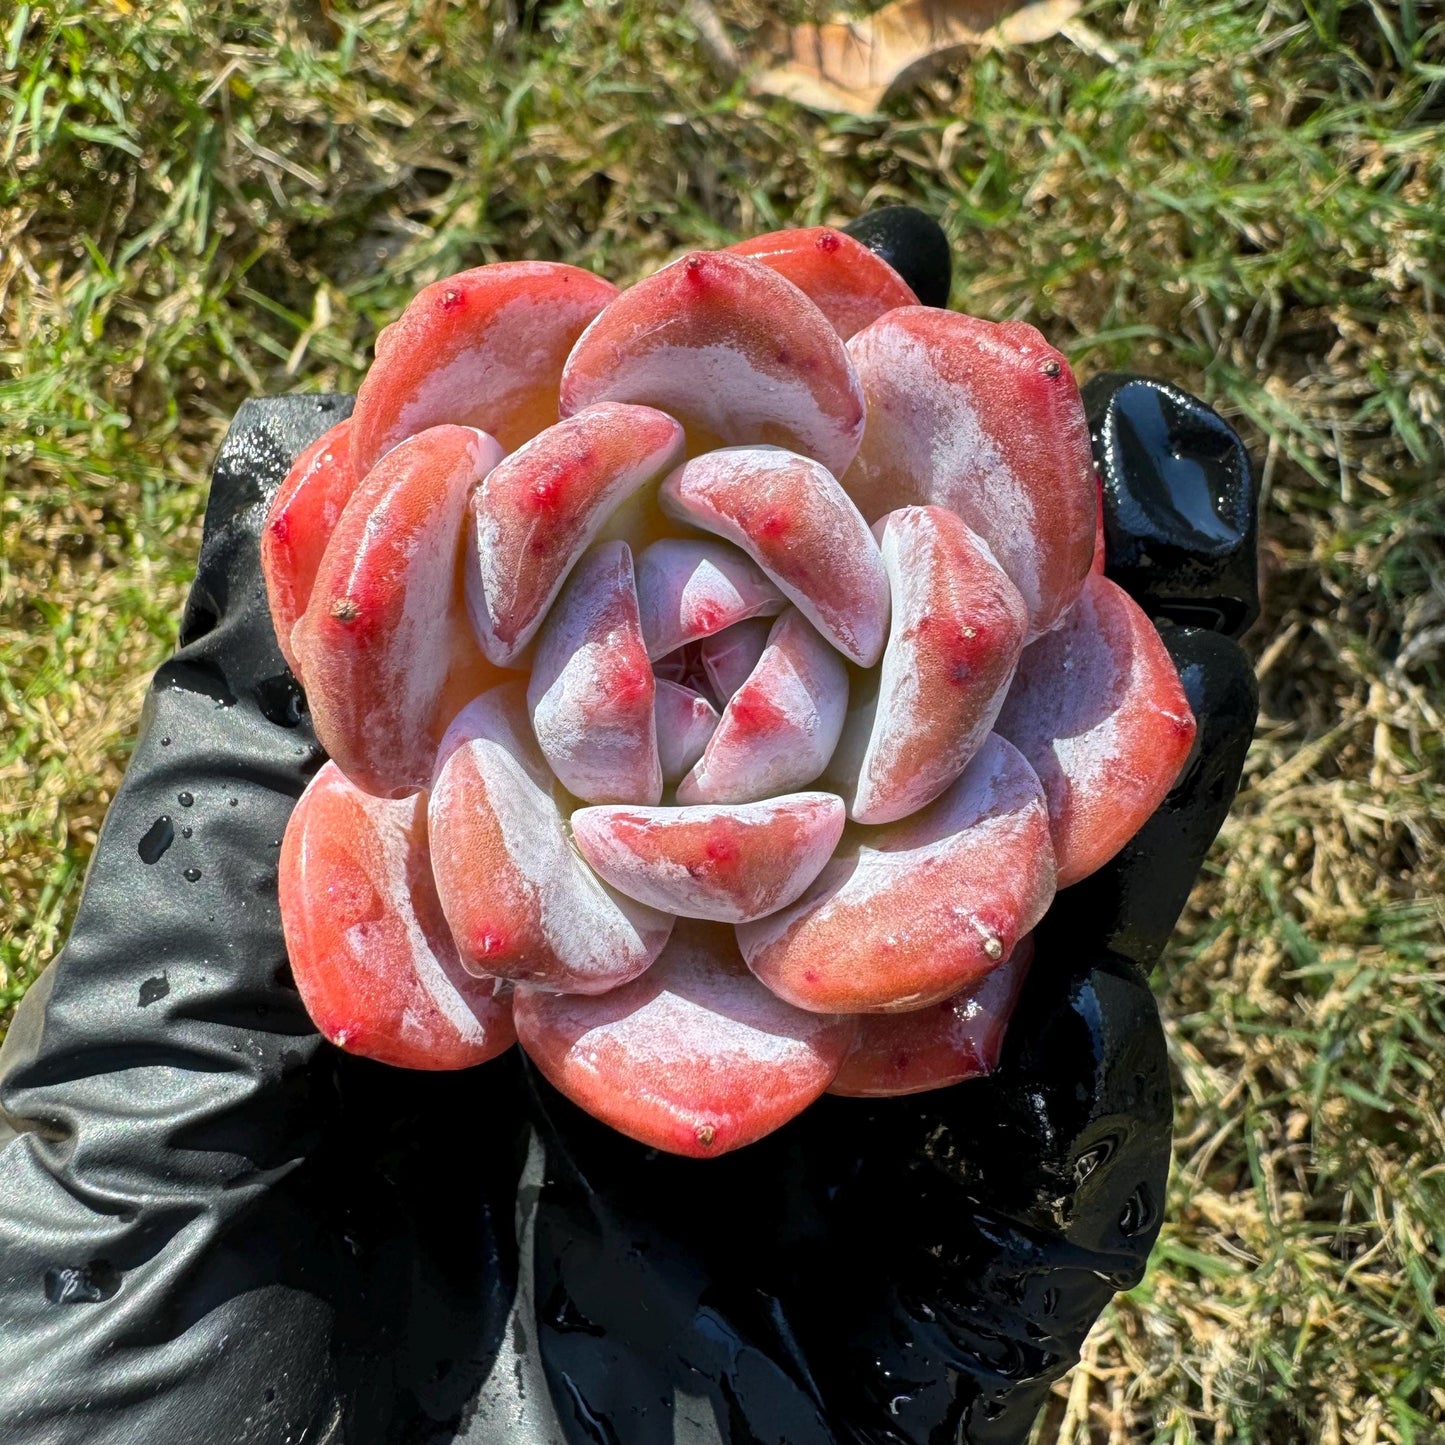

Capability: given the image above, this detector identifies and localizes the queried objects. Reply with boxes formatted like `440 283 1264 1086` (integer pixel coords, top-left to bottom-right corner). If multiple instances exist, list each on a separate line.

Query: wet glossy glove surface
0 215 1258 1445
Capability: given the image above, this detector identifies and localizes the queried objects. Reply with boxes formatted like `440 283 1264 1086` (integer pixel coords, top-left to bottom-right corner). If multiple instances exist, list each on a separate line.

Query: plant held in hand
265 228 1196 1157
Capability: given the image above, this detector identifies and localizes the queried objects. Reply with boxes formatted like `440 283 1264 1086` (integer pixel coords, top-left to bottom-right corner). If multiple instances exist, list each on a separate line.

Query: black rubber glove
0 212 1258 1445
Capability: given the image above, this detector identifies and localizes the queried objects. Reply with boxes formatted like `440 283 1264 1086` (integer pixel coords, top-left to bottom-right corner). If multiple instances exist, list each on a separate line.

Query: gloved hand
0 210 1258 1445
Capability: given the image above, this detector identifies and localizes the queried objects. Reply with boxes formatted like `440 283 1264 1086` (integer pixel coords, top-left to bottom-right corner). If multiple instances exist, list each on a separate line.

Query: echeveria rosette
264 227 1197 1158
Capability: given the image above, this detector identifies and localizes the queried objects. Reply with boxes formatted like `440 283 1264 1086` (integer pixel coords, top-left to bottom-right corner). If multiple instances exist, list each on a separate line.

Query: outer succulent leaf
727 225 919 340
571 792 846 923
994 571 1197 888
653 680 720 785
559 251 866 477
429 685 673 992
467 403 685 665
513 920 857 1156
677 610 848 804
698 617 772 704
1091 472 1107 577
839 506 1027 825
738 735 1056 1013
527 541 662 806
261 418 358 677
294 425 507 799
843 308 1096 636
659 446 890 666
826 936 1034 1097
350 261 618 470
635 537 785 660
278 762 516 1070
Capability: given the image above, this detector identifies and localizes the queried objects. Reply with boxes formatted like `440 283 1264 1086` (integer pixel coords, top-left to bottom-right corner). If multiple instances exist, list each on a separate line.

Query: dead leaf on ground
752 0 1082 115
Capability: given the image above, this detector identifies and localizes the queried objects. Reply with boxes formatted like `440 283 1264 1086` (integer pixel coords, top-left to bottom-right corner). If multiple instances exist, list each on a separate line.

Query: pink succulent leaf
429 684 674 991
659 446 890 666
466 402 685 665
526 540 663 806
351 261 618 470
828 934 1034 1097
570 792 846 924
294 424 507 799
634 537 786 660
835 505 1027 825
738 734 1056 1014
677 610 849 805
727 225 920 340
513 920 857 1157
698 617 773 704
279 762 516 1071
843 307 1096 637
994 571 1197 888
653 680 721 785
262 419 358 678
559 251 866 477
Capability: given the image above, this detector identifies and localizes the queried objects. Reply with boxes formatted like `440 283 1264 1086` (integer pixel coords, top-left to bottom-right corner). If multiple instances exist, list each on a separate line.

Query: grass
2 0 1442 1438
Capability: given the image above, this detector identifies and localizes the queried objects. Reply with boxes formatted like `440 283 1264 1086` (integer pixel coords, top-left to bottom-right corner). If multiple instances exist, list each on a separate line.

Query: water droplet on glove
138 816 174 864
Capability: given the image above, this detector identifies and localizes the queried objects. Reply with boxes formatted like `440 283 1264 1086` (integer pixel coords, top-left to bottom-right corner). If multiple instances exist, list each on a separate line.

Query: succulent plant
265 228 1196 1157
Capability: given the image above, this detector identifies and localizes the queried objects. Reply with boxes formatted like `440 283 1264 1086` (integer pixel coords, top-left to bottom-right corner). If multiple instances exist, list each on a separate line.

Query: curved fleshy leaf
994 571 1196 887
698 617 772 704
660 446 890 665
467 403 685 665
677 610 848 804
571 792 846 923
527 541 661 805
827 936 1034 1097
429 685 673 991
514 921 857 1157
294 425 508 798
728 226 919 340
738 735 1056 1013
836 506 1027 824
559 250 866 476
653 680 720 785
843 307 1095 636
278 762 516 1070
261 418 358 677
635 537 785 660
350 261 618 470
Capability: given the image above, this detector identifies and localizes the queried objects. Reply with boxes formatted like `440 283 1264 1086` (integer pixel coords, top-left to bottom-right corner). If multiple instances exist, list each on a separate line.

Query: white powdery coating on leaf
678 611 848 804
738 735 1057 1012
527 542 661 805
467 407 684 664
848 325 1044 624
700 618 772 703
660 446 889 665
848 507 1025 824
653 680 720 784
998 581 1123 797
570 792 844 923
345 789 489 1044
304 427 503 794
541 933 840 1071
635 537 785 659
391 293 561 446
431 735 669 987
579 340 860 473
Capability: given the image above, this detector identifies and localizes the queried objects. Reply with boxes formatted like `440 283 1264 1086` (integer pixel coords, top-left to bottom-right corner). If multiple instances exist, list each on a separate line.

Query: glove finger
1083 371 1260 639
843 206 953 308
782 942 1171 1444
